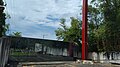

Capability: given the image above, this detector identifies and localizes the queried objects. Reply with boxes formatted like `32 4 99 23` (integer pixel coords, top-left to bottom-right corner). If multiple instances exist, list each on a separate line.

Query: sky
5 0 90 40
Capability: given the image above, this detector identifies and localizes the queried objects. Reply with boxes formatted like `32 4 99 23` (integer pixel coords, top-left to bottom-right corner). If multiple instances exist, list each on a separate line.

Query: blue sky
5 0 89 40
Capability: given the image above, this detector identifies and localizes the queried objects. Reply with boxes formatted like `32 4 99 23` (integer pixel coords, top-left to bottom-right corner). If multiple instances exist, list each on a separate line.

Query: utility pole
0 0 5 37
82 0 88 60
43 34 47 39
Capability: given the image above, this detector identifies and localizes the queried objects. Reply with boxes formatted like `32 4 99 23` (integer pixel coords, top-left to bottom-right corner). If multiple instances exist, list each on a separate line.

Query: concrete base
110 60 120 65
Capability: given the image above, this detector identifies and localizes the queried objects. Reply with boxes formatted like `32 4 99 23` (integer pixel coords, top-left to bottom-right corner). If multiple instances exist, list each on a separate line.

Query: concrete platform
16 61 120 67
19 61 70 65
110 60 120 65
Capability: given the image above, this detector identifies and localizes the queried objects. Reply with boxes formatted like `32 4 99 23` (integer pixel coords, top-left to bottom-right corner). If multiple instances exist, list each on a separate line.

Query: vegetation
0 0 6 37
1 0 120 58
55 17 81 46
0 0 22 37
10 32 22 37
55 0 120 53
10 51 36 56
89 0 120 52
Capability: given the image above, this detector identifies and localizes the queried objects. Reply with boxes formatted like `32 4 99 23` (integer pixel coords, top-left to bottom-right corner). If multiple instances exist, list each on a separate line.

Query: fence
0 37 11 67
9 37 71 56
0 36 80 66
1 36 120 67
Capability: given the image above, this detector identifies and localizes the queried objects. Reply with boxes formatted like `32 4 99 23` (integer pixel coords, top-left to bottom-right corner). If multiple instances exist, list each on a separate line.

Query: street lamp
82 0 88 60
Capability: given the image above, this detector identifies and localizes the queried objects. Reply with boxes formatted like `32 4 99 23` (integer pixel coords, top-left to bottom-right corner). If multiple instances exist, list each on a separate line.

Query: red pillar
82 0 88 60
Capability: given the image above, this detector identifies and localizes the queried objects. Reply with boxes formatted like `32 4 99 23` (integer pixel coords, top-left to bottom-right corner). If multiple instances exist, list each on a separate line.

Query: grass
10 52 36 56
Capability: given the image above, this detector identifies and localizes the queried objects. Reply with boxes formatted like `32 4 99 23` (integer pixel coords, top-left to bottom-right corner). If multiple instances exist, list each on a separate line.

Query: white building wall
88 52 120 61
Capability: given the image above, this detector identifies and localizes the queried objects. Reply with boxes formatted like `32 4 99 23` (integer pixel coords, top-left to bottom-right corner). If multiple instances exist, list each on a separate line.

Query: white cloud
6 0 82 40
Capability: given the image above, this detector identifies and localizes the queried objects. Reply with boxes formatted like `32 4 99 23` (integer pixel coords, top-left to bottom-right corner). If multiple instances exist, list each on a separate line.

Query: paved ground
21 61 120 67
28 64 120 67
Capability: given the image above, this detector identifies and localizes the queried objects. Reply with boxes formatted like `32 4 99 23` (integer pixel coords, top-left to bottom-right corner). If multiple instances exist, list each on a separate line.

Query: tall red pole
82 0 88 60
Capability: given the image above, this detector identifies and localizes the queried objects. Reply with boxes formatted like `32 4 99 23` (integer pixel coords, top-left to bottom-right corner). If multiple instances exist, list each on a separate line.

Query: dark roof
6 36 69 43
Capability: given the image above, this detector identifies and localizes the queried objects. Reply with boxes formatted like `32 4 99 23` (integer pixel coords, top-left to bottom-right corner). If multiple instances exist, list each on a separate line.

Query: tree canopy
55 0 120 52
55 17 81 46
0 0 6 37
88 0 120 52
10 32 22 37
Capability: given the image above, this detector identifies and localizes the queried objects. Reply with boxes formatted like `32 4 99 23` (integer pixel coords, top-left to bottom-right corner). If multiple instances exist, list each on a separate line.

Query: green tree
55 17 81 46
55 18 68 40
89 0 120 60
10 32 22 37
94 0 120 52
88 4 104 52
4 23 10 35
0 0 6 37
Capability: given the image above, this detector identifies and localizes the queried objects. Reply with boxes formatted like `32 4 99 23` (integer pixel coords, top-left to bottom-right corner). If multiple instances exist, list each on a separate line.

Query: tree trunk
96 40 100 62
97 52 100 62
106 52 110 60
111 52 114 60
